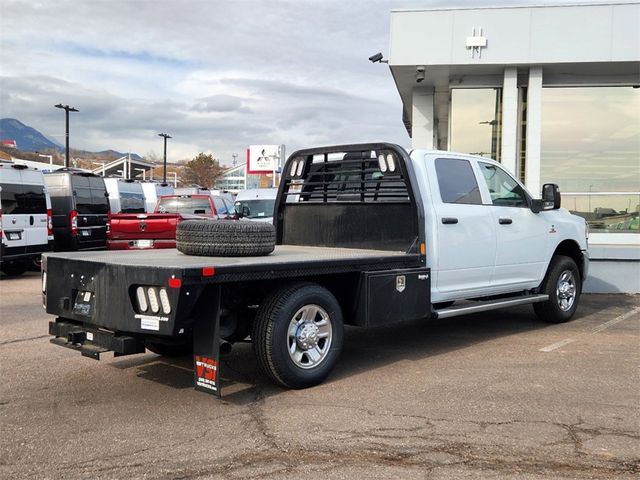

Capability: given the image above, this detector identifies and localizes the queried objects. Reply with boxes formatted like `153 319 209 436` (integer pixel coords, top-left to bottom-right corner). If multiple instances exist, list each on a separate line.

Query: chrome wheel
556 270 577 312
287 304 332 369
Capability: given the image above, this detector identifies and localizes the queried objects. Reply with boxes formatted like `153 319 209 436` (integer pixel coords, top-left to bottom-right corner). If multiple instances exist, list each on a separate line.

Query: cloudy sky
1 0 597 165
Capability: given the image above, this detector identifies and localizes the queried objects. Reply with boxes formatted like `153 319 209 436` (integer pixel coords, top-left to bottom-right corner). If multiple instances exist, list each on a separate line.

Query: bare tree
180 153 224 188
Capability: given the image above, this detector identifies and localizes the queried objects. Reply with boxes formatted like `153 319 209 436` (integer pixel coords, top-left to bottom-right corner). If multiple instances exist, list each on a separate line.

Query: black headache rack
274 143 426 257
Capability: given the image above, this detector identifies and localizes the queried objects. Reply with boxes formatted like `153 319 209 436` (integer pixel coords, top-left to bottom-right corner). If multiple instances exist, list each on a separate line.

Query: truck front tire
252 283 344 389
534 255 581 323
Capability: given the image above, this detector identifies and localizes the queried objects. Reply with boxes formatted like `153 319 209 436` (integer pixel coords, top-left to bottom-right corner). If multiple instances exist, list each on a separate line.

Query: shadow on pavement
108 295 625 403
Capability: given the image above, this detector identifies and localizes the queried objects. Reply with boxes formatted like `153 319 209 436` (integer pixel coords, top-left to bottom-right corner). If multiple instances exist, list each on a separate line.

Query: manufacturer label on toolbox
195 355 218 392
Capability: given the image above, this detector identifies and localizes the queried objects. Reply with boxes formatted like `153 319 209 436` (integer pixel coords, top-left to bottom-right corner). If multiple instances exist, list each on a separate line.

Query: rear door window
21 184 47 213
435 158 482 205
75 186 93 214
0 182 21 214
0 183 46 214
91 188 109 214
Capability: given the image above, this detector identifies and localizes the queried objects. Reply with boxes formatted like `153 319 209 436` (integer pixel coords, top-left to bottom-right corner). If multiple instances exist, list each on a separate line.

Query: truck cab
413 150 588 303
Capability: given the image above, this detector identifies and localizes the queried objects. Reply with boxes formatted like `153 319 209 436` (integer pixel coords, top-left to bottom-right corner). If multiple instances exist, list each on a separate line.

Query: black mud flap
49 319 146 359
192 285 222 397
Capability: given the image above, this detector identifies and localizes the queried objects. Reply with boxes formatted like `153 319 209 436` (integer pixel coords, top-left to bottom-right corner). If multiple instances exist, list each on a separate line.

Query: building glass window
450 88 502 162
541 87 640 233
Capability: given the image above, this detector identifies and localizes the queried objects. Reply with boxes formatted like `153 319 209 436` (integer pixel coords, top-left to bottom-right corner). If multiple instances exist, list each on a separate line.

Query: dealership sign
247 145 284 174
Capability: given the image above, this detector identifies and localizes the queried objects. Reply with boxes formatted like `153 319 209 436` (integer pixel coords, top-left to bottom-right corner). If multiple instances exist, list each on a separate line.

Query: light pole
54 104 79 168
158 133 172 183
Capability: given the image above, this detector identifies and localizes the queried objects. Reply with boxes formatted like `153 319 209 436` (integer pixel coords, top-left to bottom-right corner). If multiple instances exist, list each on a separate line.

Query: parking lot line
539 306 640 353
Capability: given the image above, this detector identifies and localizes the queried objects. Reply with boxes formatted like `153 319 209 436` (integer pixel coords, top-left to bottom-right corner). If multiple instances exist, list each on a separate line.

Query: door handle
499 218 513 225
30 216 34 225
441 217 458 224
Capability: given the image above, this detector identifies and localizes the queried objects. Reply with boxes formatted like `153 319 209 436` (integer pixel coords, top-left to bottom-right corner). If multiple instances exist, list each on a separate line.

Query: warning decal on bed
195 355 218 392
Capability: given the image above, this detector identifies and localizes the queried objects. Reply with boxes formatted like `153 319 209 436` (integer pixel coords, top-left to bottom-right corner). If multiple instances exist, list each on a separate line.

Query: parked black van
43 170 109 251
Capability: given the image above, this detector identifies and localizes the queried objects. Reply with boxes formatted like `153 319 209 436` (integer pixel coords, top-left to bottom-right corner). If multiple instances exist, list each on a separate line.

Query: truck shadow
108 295 623 403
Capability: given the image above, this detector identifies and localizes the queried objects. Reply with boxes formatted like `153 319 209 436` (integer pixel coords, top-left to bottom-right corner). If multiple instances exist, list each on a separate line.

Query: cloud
192 94 250 113
0 0 580 164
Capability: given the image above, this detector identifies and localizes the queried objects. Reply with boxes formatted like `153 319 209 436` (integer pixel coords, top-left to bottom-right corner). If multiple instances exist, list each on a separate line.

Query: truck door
476 162 549 287
432 158 496 295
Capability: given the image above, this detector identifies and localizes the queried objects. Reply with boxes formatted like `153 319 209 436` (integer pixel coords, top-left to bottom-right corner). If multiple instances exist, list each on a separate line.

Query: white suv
0 161 53 276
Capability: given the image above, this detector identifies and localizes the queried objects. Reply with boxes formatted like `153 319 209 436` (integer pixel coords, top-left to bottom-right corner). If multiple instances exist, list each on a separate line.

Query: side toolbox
354 267 430 327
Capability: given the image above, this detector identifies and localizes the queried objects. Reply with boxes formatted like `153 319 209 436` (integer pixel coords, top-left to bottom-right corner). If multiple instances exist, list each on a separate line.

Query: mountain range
0 118 142 160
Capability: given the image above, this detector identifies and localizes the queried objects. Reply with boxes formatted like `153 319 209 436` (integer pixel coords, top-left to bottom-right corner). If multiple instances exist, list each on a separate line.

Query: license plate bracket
135 239 153 248
72 290 94 316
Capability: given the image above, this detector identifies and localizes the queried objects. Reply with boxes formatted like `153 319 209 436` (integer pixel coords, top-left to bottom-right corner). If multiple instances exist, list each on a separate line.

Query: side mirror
531 183 561 213
542 183 561 209
242 205 251 218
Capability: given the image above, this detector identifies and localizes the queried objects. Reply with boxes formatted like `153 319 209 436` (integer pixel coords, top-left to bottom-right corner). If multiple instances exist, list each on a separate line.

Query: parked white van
0 161 53 276
140 181 174 213
104 178 146 214
234 188 277 223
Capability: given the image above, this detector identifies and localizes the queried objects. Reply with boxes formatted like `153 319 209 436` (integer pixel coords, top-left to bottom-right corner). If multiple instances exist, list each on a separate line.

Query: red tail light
69 210 78 236
47 209 53 236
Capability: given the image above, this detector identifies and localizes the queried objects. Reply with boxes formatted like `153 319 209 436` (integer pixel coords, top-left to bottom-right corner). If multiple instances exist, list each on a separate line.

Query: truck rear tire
534 255 581 323
252 283 344 389
176 220 276 257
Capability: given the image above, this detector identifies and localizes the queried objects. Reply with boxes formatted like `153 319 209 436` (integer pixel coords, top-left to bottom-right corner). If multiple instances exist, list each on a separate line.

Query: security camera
416 66 426 83
369 52 385 63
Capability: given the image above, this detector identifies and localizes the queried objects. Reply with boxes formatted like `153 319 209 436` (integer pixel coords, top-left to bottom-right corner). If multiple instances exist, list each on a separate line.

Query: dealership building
387 1 639 292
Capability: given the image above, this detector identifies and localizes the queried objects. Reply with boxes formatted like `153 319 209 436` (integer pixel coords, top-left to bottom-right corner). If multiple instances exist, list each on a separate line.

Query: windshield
157 197 212 215
234 199 275 218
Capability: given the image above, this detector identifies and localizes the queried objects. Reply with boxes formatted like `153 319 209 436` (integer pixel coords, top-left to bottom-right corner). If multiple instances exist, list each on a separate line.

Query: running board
434 294 549 319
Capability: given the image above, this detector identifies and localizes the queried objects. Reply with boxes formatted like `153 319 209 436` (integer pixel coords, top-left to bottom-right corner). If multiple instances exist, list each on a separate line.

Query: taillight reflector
47 209 53 236
70 210 78 235
168 278 182 289
202 266 215 277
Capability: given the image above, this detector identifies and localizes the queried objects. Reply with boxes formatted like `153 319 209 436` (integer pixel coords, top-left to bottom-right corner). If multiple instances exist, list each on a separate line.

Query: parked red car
107 194 237 250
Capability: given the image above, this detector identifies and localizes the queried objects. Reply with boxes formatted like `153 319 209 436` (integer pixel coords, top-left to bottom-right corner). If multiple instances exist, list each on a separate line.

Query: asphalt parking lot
0 272 638 479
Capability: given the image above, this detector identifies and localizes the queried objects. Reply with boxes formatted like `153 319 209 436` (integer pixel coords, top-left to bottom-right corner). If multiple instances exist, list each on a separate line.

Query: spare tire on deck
177 220 276 257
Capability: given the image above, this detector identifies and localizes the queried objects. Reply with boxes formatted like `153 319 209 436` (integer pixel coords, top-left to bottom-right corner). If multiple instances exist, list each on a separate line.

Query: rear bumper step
49 319 146 359
433 294 549 319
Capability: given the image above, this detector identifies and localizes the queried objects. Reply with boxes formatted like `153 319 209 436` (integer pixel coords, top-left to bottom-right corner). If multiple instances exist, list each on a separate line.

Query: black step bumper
48 319 146 359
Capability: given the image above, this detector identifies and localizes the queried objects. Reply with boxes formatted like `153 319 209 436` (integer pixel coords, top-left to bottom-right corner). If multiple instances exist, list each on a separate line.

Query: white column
500 67 518 175
411 88 435 150
525 67 543 196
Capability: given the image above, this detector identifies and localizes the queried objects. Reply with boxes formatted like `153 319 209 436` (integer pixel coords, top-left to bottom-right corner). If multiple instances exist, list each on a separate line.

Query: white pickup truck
44 143 588 397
